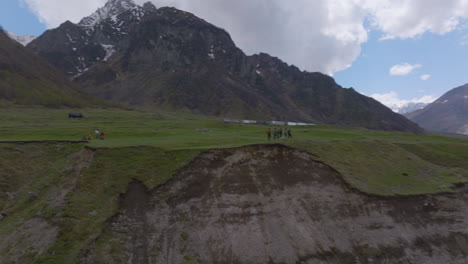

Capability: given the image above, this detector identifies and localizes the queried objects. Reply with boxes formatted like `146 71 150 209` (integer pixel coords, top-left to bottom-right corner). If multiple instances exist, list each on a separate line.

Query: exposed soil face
114 181 151 264
0 145 95 264
0 218 58 263
46 147 96 210
84 144 468 264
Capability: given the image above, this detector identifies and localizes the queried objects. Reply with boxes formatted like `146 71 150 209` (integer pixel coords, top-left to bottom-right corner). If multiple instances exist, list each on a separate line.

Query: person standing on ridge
287 128 292 138
266 128 271 140
95 129 100 139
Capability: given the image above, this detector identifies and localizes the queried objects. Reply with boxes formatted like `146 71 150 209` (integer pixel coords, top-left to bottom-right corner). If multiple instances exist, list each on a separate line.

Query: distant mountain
395 102 429 114
78 0 138 28
406 84 468 134
0 29 90 107
27 0 155 78
27 0 422 133
6 31 36 46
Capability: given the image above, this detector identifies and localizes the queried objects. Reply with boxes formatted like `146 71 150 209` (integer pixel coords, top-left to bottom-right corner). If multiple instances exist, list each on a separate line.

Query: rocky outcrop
82 144 468 264
78 0 138 28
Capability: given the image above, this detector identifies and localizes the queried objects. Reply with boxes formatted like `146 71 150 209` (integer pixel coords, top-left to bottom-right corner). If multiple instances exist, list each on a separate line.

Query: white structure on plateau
223 119 314 126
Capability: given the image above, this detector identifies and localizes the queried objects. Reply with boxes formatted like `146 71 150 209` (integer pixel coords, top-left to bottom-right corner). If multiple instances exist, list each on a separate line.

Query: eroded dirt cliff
81 144 468 264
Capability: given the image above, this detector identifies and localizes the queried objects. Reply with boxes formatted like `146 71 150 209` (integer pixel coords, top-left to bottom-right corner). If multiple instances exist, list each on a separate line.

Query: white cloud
20 0 468 74
20 0 107 27
361 0 468 40
370 91 436 112
143 0 368 75
389 63 422 76
420 74 431 80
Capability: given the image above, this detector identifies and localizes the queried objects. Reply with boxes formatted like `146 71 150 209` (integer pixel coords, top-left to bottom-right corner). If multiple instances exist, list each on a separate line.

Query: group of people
266 127 292 140
84 129 105 141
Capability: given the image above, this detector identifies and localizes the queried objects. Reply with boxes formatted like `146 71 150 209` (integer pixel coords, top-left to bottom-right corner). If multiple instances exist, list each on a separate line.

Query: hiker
287 128 292 138
95 129 100 138
279 128 283 138
273 128 278 139
99 131 105 140
87 135 93 140
266 128 271 140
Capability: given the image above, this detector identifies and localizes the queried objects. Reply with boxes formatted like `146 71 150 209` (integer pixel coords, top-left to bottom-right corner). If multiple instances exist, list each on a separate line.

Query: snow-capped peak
370 91 435 114
395 102 429 114
78 0 137 28
7 31 36 46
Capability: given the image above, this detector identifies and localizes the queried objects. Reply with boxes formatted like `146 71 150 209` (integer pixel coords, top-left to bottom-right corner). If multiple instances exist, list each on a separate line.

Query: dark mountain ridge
0 29 89 107
27 0 422 133
406 84 468 134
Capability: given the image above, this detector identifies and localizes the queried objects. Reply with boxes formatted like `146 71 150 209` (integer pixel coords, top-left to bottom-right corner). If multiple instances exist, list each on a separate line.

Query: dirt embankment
83 144 468 264
0 146 95 264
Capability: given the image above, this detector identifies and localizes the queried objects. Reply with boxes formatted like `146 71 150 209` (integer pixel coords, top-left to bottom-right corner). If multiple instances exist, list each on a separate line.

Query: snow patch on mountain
78 0 137 28
208 45 215 59
101 44 116 61
7 32 36 46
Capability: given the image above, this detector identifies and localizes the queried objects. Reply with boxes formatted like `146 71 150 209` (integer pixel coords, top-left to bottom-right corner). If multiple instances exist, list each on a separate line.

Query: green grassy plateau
1 107 467 195
0 107 467 263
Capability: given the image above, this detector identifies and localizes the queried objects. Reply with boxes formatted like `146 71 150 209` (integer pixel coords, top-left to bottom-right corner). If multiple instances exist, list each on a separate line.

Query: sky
1 0 468 109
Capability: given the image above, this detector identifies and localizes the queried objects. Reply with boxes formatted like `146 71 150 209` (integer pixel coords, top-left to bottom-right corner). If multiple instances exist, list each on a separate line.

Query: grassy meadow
0 106 467 263
0 106 467 196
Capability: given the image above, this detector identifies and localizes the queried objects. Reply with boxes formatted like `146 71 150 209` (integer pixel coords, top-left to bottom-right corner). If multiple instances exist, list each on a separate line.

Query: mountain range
406 84 468 134
22 0 422 133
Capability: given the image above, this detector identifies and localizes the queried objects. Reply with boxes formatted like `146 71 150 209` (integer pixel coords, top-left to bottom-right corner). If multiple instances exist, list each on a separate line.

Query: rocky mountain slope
78 0 139 28
0 30 89 107
27 0 155 78
406 84 468 134
27 0 421 133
